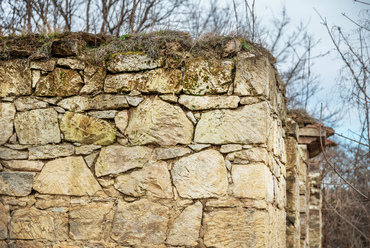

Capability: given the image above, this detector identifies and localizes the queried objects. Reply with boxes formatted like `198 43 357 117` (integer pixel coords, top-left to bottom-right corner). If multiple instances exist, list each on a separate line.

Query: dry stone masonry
0 35 324 248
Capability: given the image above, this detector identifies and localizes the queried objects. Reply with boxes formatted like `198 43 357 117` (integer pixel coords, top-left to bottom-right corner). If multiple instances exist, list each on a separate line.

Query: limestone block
84 151 99 168
220 144 243 153
35 68 83 96
111 199 170 246
155 147 192 160
58 96 90 112
32 69 41 88
7 240 45 248
194 102 269 145
0 60 31 97
87 110 118 119
33 156 102 196
9 208 68 241
14 108 61 145
188 143 210 152
51 38 85 56
234 53 270 96
114 161 173 198
14 97 49 111
57 58 85 70
166 202 202 246
159 94 178 103
178 95 240 110
105 68 182 94
0 147 28 160
0 103 16 145
171 149 228 198
240 96 262 105
126 99 193 146
60 112 116 145
0 202 9 239
0 172 33 196
114 110 129 134
28 144 74 159
226 148 269 164
35 195 70 210
75 144 101 155
232 163 274 201
107 53 162 72
126 96 144 107
30 60 56 71
80 65 105 94
95 145 155 177
90 94 129 110
183 58 233 95
1 160 44 171
203 208 268 247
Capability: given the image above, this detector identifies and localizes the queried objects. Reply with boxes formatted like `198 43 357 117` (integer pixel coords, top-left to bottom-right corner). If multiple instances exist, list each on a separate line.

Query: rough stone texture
51 38 85 56
0 202 9 240
33 156 102 196
126 99 194 146
80 65 105 94
166 202 202 246
14 108 61 145
183 58 233 95
87 110 117 119
114 111 129 134
60 112 116 145
14 97 49 111
111 199 170 246
188 143 210 152
1 160 44 171
57 96 90 112
159 94 178 103
9 208 68 241
220 144 243 153
95 145 155 177
35 68 83 97
234 53 270 96
114 161 173 198
126 96 144 107
28 144 74 160
226 148 269 164
194 102 269 145
107 53 162 72
0 103 16 145
178 95 240 110
75 144 101 155
0 147 28 160
58 95 129 112
105 68 182 94
171 150 228 198
57 58 85 70
0 60 31 97
0 172 34 196
30 60 56 71
155 147 192 160
203 208 268 248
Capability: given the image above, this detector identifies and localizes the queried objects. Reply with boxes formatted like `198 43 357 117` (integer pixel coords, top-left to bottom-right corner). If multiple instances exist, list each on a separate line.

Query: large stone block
105 68 182 94
14 97 49 111
60 112 116 145
0 60 31 97
80 65 105 94
126 99 193 146
14 108 61 145
33 156 102 196
0 103 16 145
95 145 155 177
35 68 83 96
178 95 240 110
171 149 228 198
0 172 33 196
107 53 162 72
0 147 28 160
111 199 170 246
194 102 269 145
58 95 129 112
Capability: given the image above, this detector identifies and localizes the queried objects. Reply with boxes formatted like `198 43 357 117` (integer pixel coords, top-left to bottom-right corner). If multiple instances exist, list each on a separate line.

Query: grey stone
14 97 49 111
220 144 243 153
0 172 34 196
28 144 74 160
0 147 28 160
126 96 144 107
87 110 118 119
188 144 211 152
155 147 192 160
75 144 102 155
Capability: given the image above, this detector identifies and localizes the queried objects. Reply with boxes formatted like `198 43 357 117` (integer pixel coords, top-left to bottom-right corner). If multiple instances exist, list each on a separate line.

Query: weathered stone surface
57 96 90 112
14 108 61 145
114 161 172 198
167 202 202 246
188 143 210 152
223 38 241 57
80 65 105 95
58 95 129 112
0 147 28 160
32 70 41 88
14 97 49 111
194 102 269 145
183 58 233 95
87 110 117 119
84 151 99 168
232 163 274 202
0 60 31 97
107 53 162 72
234 53 270 96
114 111 129 134
0 202 9 239
220 144 243 153
1 160 44 171
111 199 170 246
159 94 178 103
28 144 74 160
9 208 68 241
95 145 155 177
57 58 85 70
75 144 101 155
240 96 262 105
0 103 16 145
52 38 85 56
178 95 240 110
105 68 182 94
126 99 193 146
35 68 84 97
7 240 45 248
69 202 114 240
155 147 192 160
0 172 33 196
171 150 228 198
226 148 269 164
34 156 102 196
126 96 144 107
60 112 116 145
30 60 56 71
203 208 268 248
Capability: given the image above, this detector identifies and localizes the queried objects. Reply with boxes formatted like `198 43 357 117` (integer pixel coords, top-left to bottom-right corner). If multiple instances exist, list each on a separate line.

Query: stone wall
0 37 288 248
